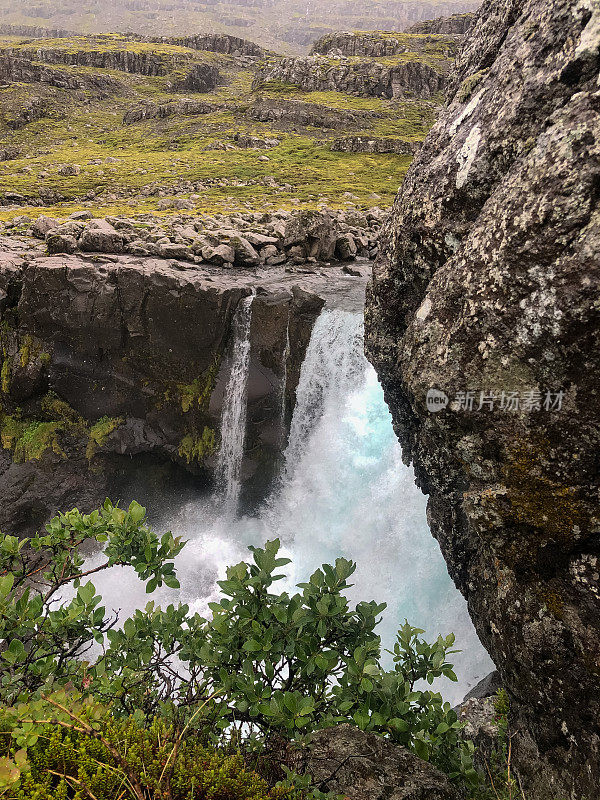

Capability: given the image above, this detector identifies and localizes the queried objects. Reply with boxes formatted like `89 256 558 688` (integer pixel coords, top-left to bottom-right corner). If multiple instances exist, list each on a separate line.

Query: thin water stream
215 294 254 513
90 305 493 704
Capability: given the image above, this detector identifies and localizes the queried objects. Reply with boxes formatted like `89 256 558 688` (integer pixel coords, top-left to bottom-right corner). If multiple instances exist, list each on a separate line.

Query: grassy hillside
0 32 441 221
0 0 480 54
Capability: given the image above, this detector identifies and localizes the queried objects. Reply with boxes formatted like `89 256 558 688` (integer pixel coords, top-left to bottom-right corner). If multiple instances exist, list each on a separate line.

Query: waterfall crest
215 294 254 511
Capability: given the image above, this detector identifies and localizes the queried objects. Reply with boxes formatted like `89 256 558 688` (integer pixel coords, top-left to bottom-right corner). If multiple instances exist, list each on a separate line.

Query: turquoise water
89 309 493 704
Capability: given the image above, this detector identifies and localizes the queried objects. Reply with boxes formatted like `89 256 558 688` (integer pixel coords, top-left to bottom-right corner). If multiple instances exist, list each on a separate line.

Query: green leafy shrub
0 501 477 791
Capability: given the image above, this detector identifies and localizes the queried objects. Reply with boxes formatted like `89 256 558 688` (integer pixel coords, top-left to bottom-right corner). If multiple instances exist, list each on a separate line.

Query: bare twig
47 770 100 800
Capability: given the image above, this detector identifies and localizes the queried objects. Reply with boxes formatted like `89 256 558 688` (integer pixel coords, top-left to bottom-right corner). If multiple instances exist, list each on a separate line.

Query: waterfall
280 315 291 439
215 294 254 512
285 310 365 475
88 305 494 704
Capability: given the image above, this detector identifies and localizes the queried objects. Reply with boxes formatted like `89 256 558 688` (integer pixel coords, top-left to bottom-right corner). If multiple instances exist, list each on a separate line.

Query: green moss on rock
86 416 124 459
0 415 65 462
178 427 216 464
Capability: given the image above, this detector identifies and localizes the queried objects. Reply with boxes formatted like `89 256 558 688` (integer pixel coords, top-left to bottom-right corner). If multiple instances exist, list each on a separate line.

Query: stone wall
365 0 600 795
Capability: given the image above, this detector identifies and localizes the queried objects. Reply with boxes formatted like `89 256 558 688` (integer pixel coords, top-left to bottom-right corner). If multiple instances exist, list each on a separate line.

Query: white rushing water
90 307 493 704
215 294 254 512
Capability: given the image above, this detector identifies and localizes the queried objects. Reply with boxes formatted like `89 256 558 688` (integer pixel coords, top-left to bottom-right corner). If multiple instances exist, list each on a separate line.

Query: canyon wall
0 238 329 537
365 0 600 796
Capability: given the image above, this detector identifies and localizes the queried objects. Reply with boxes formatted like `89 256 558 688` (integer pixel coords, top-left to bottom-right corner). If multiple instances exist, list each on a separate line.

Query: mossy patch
456 69 488 103
502 440 590 543
0 415 65 462
178 427 216 464
86 415 124 460
1 356 12 395
178 358 221 413
539 589 565 619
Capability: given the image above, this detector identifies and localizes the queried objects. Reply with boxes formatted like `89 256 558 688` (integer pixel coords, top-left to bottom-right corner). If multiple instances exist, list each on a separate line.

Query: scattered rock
46 232 78 254
80 220 125 254
202 243 235 265
31 215 58 239
58 164 82 176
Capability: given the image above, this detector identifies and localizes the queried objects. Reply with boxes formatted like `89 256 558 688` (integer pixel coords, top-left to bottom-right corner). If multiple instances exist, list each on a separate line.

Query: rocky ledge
366 0 600 795
1 41 222 89
405 13 475 35
310 31 458 59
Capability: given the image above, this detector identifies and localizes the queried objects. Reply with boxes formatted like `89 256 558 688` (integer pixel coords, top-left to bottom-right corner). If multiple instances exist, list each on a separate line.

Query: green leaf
242 639 262 652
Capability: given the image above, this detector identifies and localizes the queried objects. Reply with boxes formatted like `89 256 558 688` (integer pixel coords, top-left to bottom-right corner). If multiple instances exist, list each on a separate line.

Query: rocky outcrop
365 0 600 796
159 33 266 58
0 54 119 91
4 43 221 89
0 23 78 39
0 237 357 536
405 13 475 35
331 137 419 155
310 31 458 59
247 97 374 130
170 62 221 92
254 55 448 99
2 95 47 129
300 725 458 799
0 147 19 162
123 99 221 125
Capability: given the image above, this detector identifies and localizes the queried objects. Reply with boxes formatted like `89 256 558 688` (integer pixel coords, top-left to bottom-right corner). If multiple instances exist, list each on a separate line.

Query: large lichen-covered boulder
365 0 600 796
301 725 458 800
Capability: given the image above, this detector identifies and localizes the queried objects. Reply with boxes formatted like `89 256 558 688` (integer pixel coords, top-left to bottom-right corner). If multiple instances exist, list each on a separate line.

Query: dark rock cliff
0 240 329 537
365 0 600 796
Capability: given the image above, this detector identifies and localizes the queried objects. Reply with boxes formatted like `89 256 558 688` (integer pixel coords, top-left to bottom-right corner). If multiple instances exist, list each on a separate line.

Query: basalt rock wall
2 45 221 89
405 13 474 34
365 0 600 796
0 240 329 537
310 31 458 59
159 33 266 57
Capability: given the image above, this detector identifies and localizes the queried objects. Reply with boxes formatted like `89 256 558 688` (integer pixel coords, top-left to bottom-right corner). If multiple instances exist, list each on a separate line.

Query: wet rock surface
365 0 600 795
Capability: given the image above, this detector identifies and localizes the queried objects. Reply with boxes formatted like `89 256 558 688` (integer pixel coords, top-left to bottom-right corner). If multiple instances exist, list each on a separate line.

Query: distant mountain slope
0 0 480 54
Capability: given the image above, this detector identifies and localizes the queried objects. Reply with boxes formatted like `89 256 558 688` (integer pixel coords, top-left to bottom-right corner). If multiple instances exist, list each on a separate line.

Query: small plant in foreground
0 500 479 793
